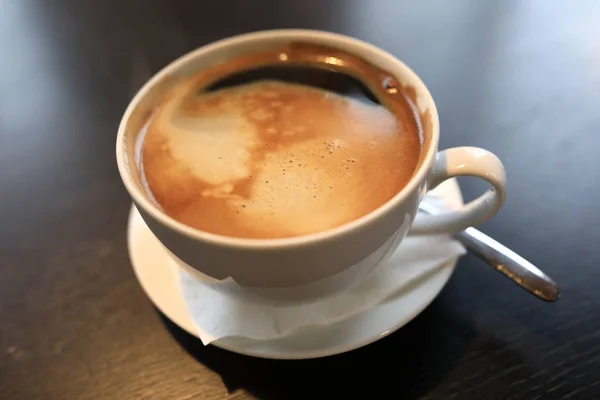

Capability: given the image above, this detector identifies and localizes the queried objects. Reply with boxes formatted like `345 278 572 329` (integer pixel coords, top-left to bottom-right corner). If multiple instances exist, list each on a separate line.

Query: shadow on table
159 302 474 399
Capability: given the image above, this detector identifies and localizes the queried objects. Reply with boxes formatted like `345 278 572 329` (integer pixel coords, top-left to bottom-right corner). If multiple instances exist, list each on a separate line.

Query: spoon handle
419 202 560 301
455 227 559 301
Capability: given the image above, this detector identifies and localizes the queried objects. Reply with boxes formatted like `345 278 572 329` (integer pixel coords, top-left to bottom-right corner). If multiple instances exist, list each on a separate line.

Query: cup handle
410 146 507 234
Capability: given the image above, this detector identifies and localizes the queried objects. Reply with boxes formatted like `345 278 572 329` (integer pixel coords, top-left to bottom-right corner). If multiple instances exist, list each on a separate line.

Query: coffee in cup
137 43 423 239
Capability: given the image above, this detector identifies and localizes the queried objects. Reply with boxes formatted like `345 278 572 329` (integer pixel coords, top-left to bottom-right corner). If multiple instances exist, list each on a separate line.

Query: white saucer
128 179 462 359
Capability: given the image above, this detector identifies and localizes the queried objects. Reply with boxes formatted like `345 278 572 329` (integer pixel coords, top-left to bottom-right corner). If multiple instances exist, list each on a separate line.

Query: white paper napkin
178 230 465 345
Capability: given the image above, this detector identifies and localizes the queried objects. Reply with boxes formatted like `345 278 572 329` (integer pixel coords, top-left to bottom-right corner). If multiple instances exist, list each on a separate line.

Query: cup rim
116 29 440 249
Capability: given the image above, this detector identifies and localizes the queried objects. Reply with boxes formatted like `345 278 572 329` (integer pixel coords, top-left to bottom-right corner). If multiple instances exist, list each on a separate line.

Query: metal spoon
419 201 560 302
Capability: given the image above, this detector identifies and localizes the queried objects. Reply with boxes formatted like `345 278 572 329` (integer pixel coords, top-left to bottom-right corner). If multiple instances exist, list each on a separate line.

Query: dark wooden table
2 1 600 398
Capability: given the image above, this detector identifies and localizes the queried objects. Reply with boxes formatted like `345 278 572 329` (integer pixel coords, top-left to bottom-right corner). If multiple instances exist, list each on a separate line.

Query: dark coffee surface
139 45 421 238
2 1 600 399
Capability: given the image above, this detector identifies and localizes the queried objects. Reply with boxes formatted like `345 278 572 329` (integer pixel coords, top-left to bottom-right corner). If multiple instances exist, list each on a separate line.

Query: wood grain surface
1 0 600 399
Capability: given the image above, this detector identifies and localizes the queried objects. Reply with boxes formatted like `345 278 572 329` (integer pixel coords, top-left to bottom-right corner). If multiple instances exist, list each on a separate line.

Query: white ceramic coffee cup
116 29 506 289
